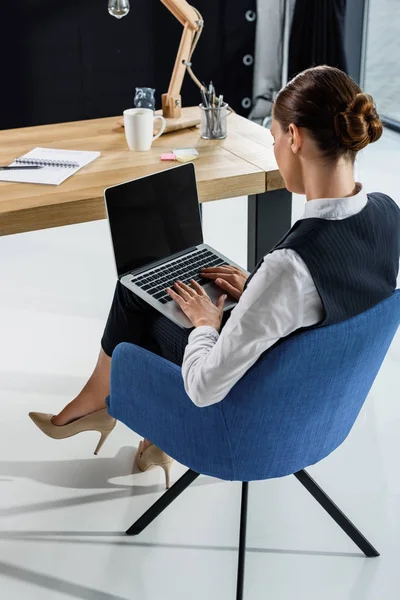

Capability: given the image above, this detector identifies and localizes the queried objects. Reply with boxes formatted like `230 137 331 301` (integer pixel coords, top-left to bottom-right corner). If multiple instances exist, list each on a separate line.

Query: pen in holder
200 102 231 140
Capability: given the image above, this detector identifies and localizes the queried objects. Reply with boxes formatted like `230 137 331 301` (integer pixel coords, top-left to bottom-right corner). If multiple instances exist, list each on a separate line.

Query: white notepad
0 147 101 185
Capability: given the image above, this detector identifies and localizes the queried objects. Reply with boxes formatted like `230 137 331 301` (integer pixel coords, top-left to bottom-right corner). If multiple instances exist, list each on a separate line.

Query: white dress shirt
181 186 393 407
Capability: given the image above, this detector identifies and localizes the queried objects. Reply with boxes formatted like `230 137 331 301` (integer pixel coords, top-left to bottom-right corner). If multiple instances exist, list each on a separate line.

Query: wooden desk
0 113 291 269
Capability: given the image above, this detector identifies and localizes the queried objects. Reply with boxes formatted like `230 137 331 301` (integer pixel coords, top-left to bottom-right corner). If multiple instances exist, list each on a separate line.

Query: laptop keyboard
131 248 228 304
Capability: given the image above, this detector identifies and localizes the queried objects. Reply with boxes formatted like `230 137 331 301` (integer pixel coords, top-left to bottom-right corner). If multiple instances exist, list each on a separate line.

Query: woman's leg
52 282 159 426
52 349 111 425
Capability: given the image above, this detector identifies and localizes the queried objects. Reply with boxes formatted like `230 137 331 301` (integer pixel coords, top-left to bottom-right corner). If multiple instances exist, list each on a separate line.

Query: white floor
0 130 399 600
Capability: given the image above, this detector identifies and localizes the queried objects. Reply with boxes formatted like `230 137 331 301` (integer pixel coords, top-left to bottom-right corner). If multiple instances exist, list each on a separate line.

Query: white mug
123 108 166 151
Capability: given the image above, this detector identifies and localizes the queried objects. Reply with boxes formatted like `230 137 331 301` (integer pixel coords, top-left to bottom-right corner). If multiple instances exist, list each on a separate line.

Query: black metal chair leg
294 470 380 557
236 482 249 600
126 469 200 536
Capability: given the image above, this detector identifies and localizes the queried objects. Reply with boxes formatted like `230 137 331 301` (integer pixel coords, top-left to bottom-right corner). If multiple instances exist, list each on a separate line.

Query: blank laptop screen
105 163 203 277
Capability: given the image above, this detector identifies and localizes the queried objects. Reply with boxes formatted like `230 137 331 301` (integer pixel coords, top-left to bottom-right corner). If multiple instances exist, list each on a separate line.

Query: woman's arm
181 249 324 407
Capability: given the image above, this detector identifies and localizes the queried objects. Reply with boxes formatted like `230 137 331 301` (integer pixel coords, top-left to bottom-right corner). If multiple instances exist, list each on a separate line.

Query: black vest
245 193 400 326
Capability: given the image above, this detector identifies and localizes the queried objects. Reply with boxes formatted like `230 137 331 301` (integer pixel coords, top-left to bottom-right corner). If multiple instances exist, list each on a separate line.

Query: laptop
104 163 245 328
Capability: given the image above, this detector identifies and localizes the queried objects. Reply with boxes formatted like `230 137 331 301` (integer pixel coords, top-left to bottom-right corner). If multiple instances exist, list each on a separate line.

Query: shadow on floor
0 531 364 559
0 542 379 600
0 446 137 491
0 561 128 600
0 446 218 516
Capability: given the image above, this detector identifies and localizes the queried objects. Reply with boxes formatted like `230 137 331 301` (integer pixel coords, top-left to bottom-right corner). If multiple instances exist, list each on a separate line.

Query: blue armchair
108 291 400 600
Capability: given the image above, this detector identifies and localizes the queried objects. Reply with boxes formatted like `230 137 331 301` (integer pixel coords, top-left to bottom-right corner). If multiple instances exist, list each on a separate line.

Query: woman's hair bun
334 93 383 151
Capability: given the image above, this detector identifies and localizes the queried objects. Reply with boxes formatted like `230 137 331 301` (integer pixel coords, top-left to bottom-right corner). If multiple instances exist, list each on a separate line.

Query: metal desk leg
247 188 292 271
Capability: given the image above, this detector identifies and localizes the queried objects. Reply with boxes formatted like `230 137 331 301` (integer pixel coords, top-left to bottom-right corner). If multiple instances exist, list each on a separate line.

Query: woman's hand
200 265 248 301
167 280 227 330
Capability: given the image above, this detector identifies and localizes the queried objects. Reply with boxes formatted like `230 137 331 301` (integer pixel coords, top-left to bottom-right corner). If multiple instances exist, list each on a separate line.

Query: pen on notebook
0 165 44 170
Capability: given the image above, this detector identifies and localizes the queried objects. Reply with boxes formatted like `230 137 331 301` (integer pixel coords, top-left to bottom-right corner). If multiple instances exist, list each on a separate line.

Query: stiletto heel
161 461 172 489
94 429 113 455
29 408 116 454
135 441 174 489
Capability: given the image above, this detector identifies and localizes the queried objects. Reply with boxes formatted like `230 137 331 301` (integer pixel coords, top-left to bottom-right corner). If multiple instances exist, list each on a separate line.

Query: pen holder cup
200 103 231 140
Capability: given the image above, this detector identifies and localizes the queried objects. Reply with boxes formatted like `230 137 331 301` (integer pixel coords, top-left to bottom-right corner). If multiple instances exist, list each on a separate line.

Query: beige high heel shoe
135 441 174 489
28 408 116 455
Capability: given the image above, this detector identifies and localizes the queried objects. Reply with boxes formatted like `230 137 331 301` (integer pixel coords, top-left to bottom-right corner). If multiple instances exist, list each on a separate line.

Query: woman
30 66 400 488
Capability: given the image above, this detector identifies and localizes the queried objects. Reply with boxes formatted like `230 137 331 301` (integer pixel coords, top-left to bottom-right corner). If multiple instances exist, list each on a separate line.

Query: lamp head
108 0 130 19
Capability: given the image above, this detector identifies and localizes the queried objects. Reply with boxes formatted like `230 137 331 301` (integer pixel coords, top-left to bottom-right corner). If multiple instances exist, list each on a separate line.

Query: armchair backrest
221 291 400 481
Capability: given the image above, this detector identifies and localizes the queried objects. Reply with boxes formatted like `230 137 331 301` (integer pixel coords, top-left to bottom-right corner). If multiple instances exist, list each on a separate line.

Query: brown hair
273 66 383 160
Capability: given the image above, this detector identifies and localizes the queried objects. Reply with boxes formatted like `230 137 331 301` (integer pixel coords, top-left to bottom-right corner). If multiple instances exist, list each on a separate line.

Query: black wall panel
0 0 257 130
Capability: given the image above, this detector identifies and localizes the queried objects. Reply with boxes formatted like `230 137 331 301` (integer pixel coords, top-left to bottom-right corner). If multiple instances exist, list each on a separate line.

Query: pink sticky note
160 153 176 161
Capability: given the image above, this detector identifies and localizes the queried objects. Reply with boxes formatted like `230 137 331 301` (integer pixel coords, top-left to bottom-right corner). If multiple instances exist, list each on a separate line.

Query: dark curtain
288 0 348 80
0 0 256 130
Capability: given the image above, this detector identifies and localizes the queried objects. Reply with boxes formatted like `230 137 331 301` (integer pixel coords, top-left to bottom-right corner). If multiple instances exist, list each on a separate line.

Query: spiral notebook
0 147 101 185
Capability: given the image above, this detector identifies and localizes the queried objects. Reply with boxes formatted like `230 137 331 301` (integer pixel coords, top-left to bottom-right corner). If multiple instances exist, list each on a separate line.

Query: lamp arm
160 0 202 30
160 0 204 119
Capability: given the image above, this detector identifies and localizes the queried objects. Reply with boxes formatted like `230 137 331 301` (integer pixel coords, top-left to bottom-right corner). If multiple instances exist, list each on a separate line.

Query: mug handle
153 116 167 141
